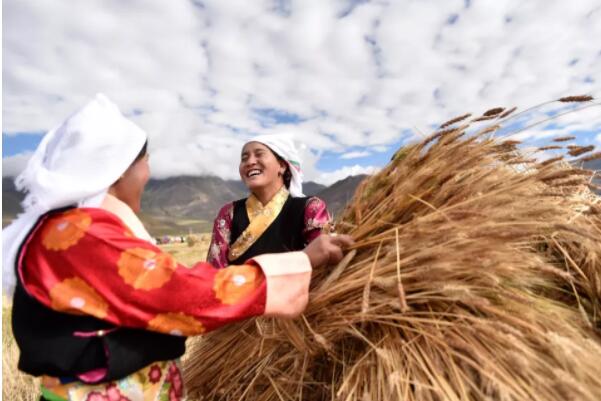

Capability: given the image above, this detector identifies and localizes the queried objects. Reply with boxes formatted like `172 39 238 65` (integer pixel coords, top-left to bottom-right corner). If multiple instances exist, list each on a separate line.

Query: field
2 297 37 401
139 214 213 237
2 235 211 401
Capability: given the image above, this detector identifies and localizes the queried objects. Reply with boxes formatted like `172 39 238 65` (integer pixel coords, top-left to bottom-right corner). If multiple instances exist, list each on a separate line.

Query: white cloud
315 164 379 186
340 150 371 159
3 0 600 181
502 104 601 142
371 145 389 153
2 152 32 177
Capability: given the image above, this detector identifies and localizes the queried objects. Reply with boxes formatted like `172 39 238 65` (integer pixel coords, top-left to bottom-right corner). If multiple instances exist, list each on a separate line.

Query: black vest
229 196 308 265
11 209 186 383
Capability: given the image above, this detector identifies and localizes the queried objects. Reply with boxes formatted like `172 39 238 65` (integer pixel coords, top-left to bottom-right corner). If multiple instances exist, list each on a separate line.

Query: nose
244 155 258 167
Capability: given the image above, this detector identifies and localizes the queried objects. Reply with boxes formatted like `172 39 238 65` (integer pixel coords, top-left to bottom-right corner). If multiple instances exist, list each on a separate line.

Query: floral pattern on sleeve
19 207 266 337
303 197 332 244
206 203 234 269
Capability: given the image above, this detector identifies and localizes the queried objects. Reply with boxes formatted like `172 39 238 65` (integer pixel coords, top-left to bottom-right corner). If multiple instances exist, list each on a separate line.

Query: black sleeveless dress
228 196 309 265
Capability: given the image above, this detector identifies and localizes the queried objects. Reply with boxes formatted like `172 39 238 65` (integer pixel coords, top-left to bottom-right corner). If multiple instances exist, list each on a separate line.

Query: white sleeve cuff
251 251 312 277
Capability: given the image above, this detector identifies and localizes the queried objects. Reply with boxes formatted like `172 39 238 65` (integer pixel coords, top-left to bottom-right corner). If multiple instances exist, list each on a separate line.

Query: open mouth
247 169 262 178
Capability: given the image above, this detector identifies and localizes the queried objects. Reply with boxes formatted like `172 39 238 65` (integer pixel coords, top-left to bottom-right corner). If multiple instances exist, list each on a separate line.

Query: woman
2 94 352 401
208 135 332 268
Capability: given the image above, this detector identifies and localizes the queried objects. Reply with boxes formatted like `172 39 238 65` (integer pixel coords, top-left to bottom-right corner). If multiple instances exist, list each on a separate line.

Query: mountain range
2 175 367 235
3 158 599 236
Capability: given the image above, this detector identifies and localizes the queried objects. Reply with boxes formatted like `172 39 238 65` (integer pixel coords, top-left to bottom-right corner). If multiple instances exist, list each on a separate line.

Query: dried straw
537 145 562 151
498 107 517 118
553 136 576 142
471 115 497 122
558 95 594 102
440 113 472 129
183 105 601 401
579 152 601 163
482 107 505 117
568 145 595 157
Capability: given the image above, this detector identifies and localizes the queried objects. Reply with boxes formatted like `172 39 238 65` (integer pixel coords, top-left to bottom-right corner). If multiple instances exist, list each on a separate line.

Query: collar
100 194 155 244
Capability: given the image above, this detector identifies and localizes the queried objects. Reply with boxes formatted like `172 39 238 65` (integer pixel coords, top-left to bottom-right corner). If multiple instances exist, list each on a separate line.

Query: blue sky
3 0 601 184
2 133 43 157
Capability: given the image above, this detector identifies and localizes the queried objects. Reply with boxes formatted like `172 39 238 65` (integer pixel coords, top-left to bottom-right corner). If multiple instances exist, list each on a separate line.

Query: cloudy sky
3 0 601 184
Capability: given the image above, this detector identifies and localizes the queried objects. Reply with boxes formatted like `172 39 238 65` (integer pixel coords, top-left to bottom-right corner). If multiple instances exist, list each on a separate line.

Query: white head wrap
246 134 304 197
2 93 147 293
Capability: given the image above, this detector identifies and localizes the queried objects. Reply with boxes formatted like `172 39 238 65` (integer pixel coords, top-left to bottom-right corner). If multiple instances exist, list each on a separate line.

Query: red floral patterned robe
18 207 300 401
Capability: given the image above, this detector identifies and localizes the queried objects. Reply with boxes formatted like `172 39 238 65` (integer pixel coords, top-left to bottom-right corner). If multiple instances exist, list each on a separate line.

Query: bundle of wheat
184 96 601 401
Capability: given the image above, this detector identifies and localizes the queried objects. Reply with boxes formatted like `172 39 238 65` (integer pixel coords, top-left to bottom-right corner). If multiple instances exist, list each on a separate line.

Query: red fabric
18 208 266 335
303 197 331 242
207 196 331 268
206 203 234 269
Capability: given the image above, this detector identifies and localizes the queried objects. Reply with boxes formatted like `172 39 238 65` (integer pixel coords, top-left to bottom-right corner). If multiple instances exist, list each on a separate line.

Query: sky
3 0 601 184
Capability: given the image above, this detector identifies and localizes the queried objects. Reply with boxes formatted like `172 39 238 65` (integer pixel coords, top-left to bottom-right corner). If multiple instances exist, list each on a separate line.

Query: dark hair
134 140 148 162
273 153 292 189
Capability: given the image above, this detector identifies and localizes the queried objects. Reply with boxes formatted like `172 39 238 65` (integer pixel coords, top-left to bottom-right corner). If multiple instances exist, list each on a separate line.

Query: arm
206 203 234 268
19 208 311 336
303 197 332 244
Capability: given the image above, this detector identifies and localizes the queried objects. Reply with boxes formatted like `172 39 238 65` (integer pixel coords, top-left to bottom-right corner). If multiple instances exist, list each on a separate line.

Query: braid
273 152 292 189
283 168 292 189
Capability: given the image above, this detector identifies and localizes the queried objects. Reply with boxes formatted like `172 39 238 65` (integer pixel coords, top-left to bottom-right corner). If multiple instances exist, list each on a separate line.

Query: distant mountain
316 175 368 217
304 181 327 196
141 176 327 219
3 156 598 234
4 157 598 234
141 176 246 219
1 175 355 234
2 178 25 225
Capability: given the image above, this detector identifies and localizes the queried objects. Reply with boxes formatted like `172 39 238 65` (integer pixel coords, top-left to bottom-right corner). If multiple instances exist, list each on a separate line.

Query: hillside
141 176 246 219
2 176 356 234
317 175 368 217
2 178 24 226
5 162 597 234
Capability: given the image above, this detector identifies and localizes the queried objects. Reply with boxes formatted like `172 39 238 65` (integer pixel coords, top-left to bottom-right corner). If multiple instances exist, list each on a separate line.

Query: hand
303 234 354 269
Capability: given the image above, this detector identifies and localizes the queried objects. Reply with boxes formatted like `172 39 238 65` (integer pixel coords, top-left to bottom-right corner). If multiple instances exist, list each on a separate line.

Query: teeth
248 169 261 177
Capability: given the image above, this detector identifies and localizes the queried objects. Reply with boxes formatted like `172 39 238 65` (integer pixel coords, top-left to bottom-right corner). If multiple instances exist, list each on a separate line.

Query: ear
278 160 287 174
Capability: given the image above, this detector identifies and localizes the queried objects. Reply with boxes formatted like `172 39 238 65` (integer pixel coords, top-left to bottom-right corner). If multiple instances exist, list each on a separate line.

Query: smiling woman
207 135 333 268
2 94 353 401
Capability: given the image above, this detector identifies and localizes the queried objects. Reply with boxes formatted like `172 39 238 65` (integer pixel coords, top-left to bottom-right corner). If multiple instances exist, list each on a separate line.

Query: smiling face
239 142 287 193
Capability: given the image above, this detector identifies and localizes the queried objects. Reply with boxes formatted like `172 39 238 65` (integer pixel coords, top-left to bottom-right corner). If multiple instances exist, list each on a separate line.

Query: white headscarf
247 134 304 197
2 93 147 293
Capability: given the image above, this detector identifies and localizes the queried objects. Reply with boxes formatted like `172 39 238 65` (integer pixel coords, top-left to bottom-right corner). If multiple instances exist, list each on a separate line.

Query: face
110 154 150 212
239 142 286 192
